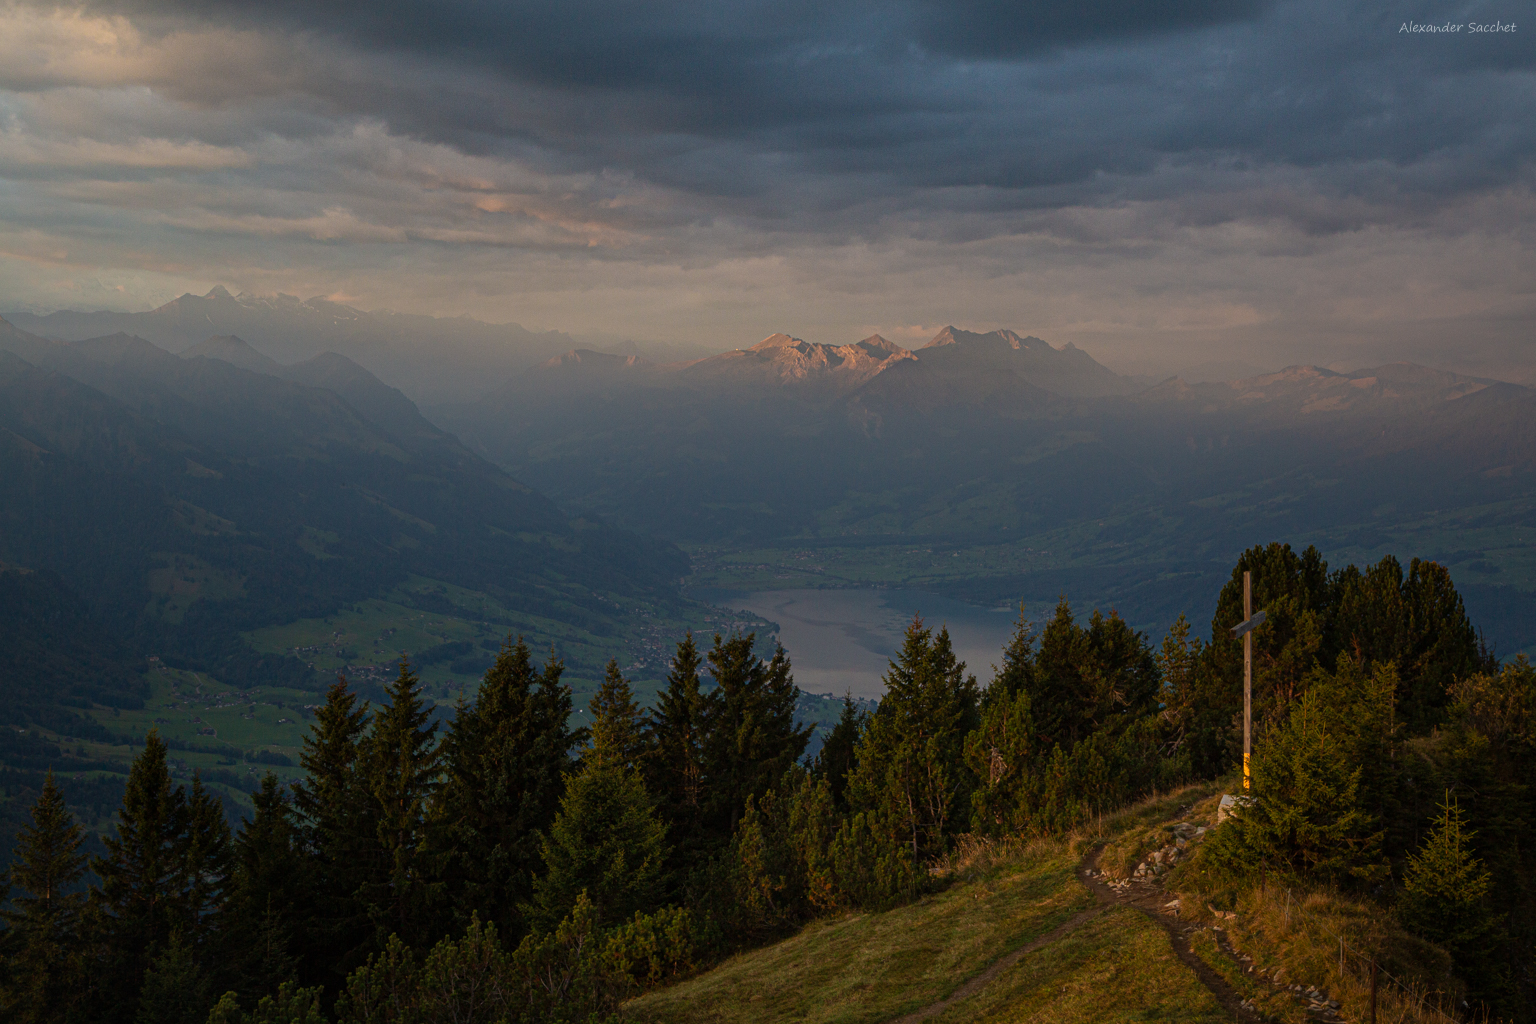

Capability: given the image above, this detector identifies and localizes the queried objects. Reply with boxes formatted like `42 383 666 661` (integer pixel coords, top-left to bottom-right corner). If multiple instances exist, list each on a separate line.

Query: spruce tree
984 608 1036 706
1398 794 1504 999
530 765 667 931
1207 688 1385 885
845 617 980 858
134 934 211 1024
1031 600 1158 748
181 775 233 951
435 638 577 939
645 634 707 870
361 657 442 942
93 730 190 1020
966 620 1037 835
2 772 88 1024
700 633 812 844
811 694 865 811
292 676 376 978
227 773 305 1000
1207 543 1330 737
586 659 646 771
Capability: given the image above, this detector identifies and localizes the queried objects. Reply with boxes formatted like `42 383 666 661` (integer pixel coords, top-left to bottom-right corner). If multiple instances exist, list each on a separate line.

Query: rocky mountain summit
680 332 916 394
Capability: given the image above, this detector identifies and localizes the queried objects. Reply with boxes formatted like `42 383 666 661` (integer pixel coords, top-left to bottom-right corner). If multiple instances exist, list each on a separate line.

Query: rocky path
883 801 1331 1024
1078 845 1263 1023
881 833 1256 1024
1084 808 1348 1023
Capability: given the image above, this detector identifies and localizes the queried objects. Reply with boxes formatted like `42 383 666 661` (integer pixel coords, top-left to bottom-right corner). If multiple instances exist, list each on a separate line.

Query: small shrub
602 906 696 995
827 810 927 911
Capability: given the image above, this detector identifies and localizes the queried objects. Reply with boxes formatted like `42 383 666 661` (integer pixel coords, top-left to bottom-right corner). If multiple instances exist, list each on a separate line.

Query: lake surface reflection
691 588 1019 699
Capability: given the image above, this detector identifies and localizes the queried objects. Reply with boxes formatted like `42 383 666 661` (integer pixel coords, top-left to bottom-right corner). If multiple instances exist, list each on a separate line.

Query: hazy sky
1 0 1531 375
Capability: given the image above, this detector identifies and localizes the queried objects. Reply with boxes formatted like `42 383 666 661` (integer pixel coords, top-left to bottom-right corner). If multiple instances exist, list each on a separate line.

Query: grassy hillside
629 786 1238 1024
628 782 1460 1024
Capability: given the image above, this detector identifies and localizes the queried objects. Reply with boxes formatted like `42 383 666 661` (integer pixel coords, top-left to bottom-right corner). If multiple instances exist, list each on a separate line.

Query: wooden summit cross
1229 570 1267 792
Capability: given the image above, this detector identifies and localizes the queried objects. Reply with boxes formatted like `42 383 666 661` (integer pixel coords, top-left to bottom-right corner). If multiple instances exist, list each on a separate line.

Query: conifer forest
5 543 1533 1023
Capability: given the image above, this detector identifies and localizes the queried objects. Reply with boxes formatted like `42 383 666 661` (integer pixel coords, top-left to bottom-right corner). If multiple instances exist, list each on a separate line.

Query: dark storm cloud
84 0 1532 215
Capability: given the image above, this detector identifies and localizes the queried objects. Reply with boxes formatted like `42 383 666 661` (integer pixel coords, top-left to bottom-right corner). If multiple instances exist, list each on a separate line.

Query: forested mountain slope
5 286 580 404
0 317 690 705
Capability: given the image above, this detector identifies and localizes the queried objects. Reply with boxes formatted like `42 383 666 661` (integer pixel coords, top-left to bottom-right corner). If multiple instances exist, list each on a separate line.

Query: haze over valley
7 292 1534 706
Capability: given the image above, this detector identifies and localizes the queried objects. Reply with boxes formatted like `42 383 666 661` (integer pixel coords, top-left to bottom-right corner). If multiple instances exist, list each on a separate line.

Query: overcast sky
0 0 1531 375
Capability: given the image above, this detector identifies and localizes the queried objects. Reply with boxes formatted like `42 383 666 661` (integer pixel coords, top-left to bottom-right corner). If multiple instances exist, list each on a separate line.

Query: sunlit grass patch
930 906 1228 1024
627 847 1091 1024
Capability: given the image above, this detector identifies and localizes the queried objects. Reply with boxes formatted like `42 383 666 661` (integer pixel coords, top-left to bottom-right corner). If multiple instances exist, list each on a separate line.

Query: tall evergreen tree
586 659 646 771
1206 543 1331 738
226 773 305 1001
92 731 190 1022
530 765 667 931
846 618 980 858
1206 687 1385 886
1031 599 1158 749
292 676 376 981
811 694 866 812
361 657 442 942
984 608 1036 707
1157 614 1197 747
700 633 813 844
1398 794 1505 1004
1 772 89 1024
435 638 578 940
1333 556 1485 729
180 775 233 952
966 614 1038 835
645 634 707 869
134 933 211 1024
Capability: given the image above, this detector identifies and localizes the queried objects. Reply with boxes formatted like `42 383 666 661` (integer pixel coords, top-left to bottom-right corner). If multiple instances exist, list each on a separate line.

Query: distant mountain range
4 287 579 406
508 326 1140 404
0 315 688 715
10 294 1534 663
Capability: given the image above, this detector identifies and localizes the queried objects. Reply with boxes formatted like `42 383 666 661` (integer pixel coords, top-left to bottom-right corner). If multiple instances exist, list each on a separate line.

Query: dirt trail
1077 848 1263 1023
884 838 1262 1024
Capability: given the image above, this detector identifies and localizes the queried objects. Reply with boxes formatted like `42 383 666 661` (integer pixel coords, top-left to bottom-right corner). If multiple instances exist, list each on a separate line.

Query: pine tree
1398 793 1504 998
361 657 443 942
1 772 89 1024
92 730 190 1021
984 608 1036 706
530 765 667 931
964 610 1038 834
435 637 577 939
1207 543 1330 738
292 676 376 977
586 659 646 771
845 617 980 859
